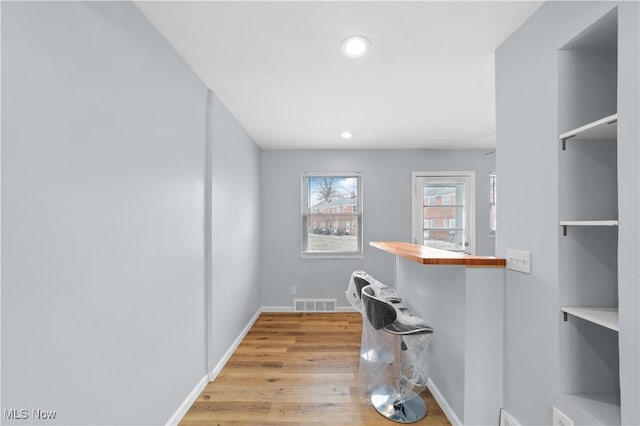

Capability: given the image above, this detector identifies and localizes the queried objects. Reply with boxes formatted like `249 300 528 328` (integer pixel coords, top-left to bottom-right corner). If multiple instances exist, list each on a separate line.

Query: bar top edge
370 241 506 267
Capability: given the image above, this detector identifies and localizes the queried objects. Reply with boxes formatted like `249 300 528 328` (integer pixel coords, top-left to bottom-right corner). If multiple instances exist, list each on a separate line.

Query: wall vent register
293 299 337 312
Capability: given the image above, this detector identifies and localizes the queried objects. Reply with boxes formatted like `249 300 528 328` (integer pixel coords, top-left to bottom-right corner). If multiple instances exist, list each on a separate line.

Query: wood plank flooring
180 312 450 425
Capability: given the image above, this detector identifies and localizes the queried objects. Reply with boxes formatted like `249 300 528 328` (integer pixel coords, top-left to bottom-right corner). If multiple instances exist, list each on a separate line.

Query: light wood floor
180 312 450 425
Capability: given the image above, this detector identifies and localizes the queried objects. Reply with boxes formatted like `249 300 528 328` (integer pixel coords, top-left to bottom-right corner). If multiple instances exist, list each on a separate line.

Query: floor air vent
293 299 337 312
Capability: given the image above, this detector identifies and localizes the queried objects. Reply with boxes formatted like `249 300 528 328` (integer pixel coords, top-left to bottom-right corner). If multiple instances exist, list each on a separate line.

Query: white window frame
302 173 363 258
411 171 476 254
489 171 496 237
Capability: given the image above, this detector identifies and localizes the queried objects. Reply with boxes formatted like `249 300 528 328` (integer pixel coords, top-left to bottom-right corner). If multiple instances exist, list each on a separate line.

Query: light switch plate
507 249 531 274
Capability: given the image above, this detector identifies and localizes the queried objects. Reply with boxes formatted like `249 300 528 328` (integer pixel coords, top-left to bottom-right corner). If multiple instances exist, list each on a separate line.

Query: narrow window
489 172 497 237
412 171 475 253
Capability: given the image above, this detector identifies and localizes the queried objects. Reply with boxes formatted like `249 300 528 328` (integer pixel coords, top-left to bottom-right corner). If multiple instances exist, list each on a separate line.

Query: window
412 171 475 253
489 172 496 236
302 173 362 256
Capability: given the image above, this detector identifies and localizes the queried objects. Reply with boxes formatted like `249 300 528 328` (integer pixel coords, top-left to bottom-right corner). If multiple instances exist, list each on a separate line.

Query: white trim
499 408 521 426
262 305 358 313
261 305 294 312
167 307 262 425
208 307 263 382
428 377 462 426
165 374 208 426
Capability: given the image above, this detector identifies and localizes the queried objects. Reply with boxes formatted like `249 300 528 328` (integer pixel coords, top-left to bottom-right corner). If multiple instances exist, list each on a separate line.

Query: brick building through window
309 192 359 236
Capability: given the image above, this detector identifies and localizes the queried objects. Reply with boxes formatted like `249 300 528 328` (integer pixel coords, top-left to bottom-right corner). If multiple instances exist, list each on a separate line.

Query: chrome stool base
370 386 427 423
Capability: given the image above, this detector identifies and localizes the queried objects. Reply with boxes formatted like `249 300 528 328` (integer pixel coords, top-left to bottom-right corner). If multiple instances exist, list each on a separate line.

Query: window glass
302 174 362 255
412 172 475 253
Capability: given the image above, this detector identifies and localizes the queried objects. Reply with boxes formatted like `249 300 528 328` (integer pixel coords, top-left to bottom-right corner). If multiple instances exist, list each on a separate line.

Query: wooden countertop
370 241 506 267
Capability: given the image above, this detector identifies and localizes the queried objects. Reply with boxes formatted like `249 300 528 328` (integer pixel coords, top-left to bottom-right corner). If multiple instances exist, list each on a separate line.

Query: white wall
496 2 639 424
2 3 208 424
260 149 495 307
616 5 640 422
208 92 262 368
394 260 504 425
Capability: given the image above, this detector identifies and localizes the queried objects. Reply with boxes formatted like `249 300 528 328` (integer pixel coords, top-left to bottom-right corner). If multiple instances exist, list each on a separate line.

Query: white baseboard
261 305 293 312
262 305 357 313
166 307 262 425
500 408 521 426
165 373 208 426
208 307 263 382
428 377 462 426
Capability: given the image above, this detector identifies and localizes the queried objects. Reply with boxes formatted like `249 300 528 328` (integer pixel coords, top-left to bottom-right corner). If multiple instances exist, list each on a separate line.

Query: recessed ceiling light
341 131 353 139
340 35 371 58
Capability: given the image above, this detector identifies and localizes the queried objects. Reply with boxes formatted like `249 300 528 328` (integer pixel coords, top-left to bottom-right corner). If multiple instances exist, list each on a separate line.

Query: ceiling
136 1 542 150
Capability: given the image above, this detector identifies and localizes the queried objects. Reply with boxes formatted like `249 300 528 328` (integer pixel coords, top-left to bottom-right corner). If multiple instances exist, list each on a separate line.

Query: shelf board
559 113 617 141
560 220 618 226
560 392 620 426
561 306 619 331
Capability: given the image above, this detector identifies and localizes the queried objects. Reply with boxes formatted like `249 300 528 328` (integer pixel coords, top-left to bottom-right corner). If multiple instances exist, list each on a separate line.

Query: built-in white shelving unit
559 111 619 321
560 306 619 331
557 9 620 425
